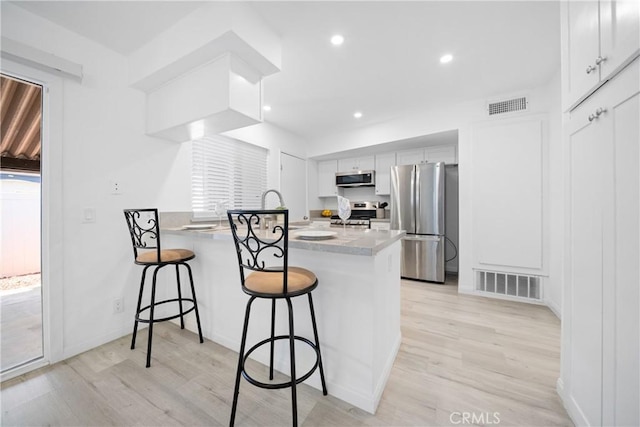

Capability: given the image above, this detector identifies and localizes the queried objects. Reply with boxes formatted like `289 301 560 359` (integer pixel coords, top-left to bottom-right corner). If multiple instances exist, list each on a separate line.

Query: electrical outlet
113 297 124 313
110 180 122 195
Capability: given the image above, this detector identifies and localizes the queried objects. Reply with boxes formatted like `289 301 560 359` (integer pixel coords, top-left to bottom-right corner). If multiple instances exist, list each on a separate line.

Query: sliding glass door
0 74 44 373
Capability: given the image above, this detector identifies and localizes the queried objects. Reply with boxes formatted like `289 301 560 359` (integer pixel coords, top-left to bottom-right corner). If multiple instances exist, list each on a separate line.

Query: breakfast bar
160 221 404 414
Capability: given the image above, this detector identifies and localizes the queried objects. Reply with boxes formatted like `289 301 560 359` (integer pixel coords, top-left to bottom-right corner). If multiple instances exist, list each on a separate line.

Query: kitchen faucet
261 189 285 210
260 189 286 229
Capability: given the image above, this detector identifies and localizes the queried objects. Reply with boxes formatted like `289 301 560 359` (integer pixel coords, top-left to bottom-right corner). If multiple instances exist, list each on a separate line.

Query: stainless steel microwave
335 170 375 187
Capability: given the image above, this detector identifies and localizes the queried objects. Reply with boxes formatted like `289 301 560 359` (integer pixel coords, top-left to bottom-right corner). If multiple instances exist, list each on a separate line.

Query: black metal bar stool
227 209 327 426
123 208 204 367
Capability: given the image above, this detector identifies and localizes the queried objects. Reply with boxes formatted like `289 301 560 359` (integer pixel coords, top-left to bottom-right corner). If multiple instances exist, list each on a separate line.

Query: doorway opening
280 152 307 222
0 74 44 373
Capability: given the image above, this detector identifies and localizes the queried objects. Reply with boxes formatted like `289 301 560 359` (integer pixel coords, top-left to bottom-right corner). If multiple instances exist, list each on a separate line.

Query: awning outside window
0 74 42 172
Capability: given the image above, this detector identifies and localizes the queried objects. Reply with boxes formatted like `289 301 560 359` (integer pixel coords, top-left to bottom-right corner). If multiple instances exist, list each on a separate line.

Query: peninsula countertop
162 224 405 256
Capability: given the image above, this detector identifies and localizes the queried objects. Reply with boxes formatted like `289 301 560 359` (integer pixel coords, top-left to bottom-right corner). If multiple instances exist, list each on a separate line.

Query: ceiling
9 1 560 142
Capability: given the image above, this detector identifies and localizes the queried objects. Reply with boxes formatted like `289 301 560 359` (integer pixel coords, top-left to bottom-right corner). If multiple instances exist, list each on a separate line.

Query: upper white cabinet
396 148 424 166
561 0 639 110
374 152 396 195
317 160 340 197
318 144 456 198
337 156 375 172
426 145 457 164
396 145 457 166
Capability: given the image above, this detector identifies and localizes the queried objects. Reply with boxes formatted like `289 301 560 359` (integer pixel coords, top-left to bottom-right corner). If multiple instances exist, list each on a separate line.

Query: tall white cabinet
560 2 639 424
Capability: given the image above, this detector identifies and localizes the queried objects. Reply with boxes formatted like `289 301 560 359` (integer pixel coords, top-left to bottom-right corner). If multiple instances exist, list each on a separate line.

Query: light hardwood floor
1 279 573 426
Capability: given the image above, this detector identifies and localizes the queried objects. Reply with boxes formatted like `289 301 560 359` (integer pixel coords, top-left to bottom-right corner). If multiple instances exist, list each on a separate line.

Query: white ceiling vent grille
475 269 541 301
487 96 528 116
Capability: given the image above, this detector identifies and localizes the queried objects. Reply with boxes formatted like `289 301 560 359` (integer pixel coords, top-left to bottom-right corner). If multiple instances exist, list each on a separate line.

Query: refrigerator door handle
403 235 441 241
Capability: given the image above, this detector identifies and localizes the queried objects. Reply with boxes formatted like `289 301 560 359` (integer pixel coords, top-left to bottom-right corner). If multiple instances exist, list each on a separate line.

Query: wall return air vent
487 96 528 116
475 269 541 301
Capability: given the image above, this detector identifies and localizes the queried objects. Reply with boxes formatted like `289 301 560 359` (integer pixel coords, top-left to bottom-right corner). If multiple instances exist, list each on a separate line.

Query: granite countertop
163 224 404 256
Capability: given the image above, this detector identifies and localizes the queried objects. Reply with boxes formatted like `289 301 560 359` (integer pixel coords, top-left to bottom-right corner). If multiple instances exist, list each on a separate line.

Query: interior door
280 152 307 222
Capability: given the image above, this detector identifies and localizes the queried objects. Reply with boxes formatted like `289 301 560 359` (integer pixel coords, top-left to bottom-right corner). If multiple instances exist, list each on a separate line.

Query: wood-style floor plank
1 279 573 426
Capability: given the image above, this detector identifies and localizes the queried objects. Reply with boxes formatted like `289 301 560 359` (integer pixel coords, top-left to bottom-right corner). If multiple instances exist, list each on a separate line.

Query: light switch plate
82 207 96 223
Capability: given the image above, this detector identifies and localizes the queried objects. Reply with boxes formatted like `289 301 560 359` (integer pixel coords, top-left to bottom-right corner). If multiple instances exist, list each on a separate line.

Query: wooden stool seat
245 267 316 294
135 248 195 264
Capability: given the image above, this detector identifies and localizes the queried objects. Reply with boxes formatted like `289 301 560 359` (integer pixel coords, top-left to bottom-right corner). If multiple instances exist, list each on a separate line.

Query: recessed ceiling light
440 54 453 64
353 111 363 119
263 105 272 112
331 34 344 46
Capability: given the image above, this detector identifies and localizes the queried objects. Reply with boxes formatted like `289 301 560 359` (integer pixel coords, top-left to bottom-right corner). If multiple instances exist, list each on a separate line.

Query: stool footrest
135 298 197 323
242 335 321 390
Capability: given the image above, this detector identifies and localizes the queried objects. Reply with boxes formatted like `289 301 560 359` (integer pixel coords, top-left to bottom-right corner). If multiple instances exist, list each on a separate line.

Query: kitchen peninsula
160 220 405 414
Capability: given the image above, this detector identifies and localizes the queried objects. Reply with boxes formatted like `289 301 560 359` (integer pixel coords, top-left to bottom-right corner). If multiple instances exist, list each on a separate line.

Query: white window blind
192 136 267 217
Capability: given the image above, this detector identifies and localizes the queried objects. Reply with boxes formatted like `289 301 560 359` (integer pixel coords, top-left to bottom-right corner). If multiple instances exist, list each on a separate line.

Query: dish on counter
294 230 337 240
182 224 217 230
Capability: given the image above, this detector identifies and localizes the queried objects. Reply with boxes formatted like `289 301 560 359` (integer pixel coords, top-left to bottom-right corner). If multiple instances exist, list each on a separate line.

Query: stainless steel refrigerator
390 162 445 283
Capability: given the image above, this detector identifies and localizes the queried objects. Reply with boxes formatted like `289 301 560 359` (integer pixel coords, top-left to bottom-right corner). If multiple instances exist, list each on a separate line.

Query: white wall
307 78 563 313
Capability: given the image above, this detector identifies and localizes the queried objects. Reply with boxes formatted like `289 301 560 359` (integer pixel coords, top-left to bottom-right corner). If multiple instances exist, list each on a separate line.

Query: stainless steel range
330 201 379 228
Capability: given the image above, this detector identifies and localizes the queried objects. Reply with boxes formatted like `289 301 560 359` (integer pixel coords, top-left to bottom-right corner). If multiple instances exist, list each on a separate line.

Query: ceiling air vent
487 96 528 116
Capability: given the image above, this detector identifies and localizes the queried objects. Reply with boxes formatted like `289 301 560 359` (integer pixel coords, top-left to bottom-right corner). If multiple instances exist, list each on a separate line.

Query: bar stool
227 209 327 426
123 208 204 367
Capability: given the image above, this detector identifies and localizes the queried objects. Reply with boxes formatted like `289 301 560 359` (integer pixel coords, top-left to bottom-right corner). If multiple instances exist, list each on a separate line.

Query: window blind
192 135 267 217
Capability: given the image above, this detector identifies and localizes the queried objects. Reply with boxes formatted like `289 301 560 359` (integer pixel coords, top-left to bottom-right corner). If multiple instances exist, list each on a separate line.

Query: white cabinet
426 145 457 164
317 160 339 197
337 156 375 172
374 152 396 195
396 145 457 166
396 148 424 166
561 0 639 110
562 58 639 427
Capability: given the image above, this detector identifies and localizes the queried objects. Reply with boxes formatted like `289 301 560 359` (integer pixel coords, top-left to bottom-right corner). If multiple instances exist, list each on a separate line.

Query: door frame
280 151 308 221
1 60 64 381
